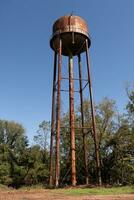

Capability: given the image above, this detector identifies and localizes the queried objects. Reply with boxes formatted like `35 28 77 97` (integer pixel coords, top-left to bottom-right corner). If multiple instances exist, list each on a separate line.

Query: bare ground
0 190 134 200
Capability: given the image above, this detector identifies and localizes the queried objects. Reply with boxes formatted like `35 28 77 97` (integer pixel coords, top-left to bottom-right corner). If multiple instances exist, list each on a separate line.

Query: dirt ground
0 190 134 200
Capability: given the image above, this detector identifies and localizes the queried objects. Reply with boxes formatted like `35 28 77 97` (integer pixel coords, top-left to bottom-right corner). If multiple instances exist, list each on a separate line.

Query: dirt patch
0 190 134 200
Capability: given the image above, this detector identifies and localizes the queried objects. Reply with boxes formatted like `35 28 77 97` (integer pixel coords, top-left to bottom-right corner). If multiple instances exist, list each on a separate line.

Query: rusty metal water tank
50 15 91 56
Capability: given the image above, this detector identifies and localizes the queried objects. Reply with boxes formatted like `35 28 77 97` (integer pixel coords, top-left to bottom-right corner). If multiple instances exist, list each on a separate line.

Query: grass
57 186 134 196
0 184 9 191
0 184 134 196
19 184 45 190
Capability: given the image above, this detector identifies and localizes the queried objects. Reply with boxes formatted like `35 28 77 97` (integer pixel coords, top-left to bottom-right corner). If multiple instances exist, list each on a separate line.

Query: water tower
49 15 101 187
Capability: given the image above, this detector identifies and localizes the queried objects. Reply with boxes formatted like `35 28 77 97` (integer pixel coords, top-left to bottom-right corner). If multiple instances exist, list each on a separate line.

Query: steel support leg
85 39 102 186
49 52 57 186
69 55 76 186
78 54 89 185
55 39 62 187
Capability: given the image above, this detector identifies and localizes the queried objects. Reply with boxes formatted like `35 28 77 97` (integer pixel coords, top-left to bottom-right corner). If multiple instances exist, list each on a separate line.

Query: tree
18 145 49 186
34 121 50 151
0 120 28 186
105 118 134 185
126 88 134 116
33 121 50 184
95 98 117 183
0 120 28 151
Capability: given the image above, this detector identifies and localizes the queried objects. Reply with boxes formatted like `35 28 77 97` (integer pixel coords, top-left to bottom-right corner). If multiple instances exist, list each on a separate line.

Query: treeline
0 89 134 187
0 121 50 187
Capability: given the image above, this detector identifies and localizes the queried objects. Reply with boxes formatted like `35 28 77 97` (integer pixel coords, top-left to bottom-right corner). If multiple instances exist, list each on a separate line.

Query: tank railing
50 26 90 40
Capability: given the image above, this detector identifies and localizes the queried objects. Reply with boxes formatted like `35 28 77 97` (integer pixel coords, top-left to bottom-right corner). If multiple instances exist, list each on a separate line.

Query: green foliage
24 146 49 185
58 97 134 185
0 91 134 187
0 163 12 185
34 121 50 151
126 88 134 115
0 120 29 187
0 120 50 187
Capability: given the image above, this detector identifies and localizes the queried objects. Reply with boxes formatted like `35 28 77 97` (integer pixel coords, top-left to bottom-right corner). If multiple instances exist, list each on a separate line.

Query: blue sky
0 0 134 144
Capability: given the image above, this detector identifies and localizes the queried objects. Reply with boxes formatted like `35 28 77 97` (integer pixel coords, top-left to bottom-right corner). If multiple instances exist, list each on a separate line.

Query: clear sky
0 0 134 144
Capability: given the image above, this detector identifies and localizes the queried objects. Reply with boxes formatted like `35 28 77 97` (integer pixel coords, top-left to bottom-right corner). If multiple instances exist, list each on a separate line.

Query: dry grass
0 186 134 200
